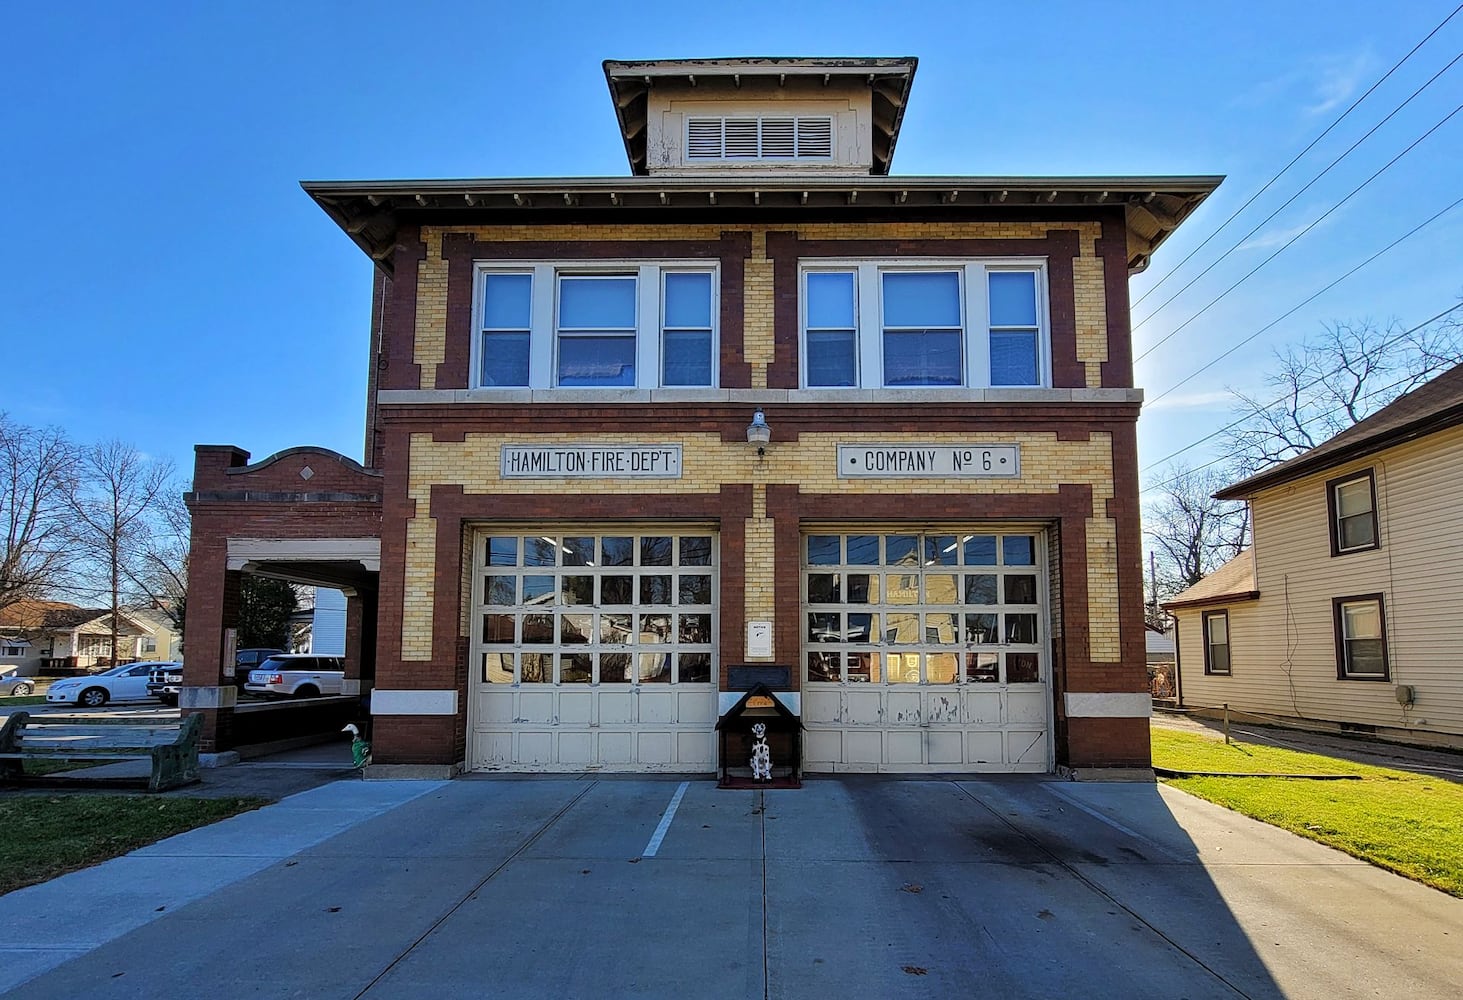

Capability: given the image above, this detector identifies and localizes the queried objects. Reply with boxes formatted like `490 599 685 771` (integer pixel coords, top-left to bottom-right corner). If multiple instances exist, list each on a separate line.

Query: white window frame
798 259 1051 389
473 261 719 390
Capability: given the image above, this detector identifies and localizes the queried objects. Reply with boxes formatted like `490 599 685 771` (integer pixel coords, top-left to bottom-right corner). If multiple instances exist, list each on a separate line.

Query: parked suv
146 662 186 706
243 654 345 699
231 647 285 692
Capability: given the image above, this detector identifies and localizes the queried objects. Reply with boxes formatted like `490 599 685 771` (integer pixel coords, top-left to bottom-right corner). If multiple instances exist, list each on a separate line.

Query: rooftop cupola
603 57 917 177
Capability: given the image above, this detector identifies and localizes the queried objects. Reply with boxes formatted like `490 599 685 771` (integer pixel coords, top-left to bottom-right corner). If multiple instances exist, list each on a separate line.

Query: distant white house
0 600 164 675
310 588 347 655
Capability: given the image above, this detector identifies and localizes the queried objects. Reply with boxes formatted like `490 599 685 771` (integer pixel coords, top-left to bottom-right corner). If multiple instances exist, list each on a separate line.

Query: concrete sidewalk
2 776 1460 999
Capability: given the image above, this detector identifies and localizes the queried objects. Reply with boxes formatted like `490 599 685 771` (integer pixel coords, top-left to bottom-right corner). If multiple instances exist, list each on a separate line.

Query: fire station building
182 57 1218 778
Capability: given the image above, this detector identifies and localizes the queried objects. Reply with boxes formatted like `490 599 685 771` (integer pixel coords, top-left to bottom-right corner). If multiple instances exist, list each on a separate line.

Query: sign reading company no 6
500 444 683 479
837 443 1021 478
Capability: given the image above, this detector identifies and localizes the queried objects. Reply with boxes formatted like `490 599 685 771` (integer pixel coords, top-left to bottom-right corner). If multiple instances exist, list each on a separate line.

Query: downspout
1170 612 1183 708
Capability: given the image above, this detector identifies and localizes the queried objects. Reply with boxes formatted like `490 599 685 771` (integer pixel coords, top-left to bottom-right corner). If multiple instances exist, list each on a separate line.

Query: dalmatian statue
750 722 773 781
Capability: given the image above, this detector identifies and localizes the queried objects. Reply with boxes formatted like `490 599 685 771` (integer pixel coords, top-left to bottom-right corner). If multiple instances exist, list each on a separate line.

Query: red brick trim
763 230 1085 389
1097 212 1134 388
382 227 425 390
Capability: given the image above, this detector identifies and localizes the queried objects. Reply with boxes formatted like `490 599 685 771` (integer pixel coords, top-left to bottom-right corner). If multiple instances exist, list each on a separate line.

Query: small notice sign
838 444 1021 478
500 444 683 479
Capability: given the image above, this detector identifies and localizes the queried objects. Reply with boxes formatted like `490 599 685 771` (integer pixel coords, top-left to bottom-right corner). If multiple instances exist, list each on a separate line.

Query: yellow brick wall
414 221 1112 391
400 430 1119 662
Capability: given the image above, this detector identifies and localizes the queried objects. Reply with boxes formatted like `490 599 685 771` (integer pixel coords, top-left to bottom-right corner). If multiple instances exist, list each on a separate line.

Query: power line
1145 195 1463 407
1134 48 1462 338
1132 98 1463 366
1131 4 1463 312
1141 301 1463 474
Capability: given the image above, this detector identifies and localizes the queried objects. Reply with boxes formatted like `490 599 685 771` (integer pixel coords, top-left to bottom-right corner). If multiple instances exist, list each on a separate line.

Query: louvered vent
685 116 835 161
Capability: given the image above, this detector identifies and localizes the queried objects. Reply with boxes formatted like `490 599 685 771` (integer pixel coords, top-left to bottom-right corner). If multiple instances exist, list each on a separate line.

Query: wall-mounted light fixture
746 409 771 457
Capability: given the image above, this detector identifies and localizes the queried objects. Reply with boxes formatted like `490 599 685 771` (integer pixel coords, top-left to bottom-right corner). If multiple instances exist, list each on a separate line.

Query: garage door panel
803 689 843 724
886 730 924 765
519 691 554 724
926 690 960 724
518 732 554 763
886 691 922 726
677 688 715 725
805 729 843 767
927 730 964 765
599 731 634 763
559 691 594 725
558 732 593 764
599 692 634 724
845 690 883 725
1006 689 1047 726
965 689 1003 726
845 731 883 765
677 731 714 767
479 732 513 767
1007 730 1047 767
967 730 1004 764
637 731 674 765
478 691 516 725
640 689 675 724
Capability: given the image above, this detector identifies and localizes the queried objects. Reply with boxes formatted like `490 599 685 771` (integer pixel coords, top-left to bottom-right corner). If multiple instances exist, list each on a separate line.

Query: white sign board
747 621 773 658
838 444 1021 478
501 444 683 479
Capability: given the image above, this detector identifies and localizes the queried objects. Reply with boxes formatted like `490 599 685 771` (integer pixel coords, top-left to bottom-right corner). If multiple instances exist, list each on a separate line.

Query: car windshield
257 658 294 670
98 663 134 677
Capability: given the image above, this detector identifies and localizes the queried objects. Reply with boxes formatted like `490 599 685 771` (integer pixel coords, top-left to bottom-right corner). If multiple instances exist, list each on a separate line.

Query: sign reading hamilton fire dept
838 443 1021 478
500 444 683 479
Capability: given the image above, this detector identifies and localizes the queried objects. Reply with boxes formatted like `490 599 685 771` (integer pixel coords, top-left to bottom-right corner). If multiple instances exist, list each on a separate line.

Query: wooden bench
0 712 203 792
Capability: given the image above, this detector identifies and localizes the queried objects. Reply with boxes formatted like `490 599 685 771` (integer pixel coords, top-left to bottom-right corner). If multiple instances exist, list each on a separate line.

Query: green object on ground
1153 728 1463 897
0 795 266 896
0 696 46 706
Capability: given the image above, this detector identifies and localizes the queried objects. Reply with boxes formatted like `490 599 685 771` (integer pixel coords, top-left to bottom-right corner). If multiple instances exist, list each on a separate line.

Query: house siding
1177 423 1463 741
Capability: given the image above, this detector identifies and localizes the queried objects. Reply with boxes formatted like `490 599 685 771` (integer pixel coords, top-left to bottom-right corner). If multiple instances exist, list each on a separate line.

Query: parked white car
46 661 182 707
244 654 345 698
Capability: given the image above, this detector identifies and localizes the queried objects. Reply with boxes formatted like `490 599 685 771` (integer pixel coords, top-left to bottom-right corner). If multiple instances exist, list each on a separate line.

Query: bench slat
19 737 181 750
0 751 151 761
19 727 185 739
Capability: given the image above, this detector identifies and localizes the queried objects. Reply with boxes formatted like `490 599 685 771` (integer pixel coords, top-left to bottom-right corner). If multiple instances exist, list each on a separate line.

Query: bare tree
1226 314 1463 474
120 485 190 636
65 441 175 665
0 415 78 614
1144 463 1250 603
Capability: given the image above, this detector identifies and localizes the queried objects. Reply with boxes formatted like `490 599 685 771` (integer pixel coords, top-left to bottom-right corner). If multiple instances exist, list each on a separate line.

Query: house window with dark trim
1202 610 1230 675
1327 469 1378 555
1334 595 1389 680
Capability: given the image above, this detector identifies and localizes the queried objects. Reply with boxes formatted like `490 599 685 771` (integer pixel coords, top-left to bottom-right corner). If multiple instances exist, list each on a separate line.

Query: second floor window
477 264 718 389
801 261 1049 389
1328 470 1378 555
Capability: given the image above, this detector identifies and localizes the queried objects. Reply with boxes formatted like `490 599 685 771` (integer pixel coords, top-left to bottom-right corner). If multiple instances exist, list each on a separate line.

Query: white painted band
1064 692 1152 718
371 689 458 716
718 691 801 716
180 686 237 710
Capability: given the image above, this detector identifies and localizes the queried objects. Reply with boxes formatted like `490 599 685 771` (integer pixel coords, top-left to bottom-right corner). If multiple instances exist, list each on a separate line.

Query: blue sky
4 1 1460 492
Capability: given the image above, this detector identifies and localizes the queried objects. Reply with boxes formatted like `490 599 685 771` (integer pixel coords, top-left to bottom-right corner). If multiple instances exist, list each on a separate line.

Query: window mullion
857 265 880 387
530 265 554 389
966 264 990 387
637 264 659 388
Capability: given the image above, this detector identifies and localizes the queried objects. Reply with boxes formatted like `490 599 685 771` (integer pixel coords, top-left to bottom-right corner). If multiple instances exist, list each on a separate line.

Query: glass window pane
523 615 554 643
848 652 880 683
1339 514 1375 550
641 537 673 566
487 536 518 566
883 330 962 386
679 614 712 644
925 614 959 644
601 614 633 644
560 653 592 683
678 653 712 684
927 653 958 684
680 536 712 565
561 576 593 605
521 653 550 683
559 276 636 328
991 331 1038 386
1335 480 1372 518
1005 614 1038 644
600 653 630 684
664 272 712 328
924 575 958 603
1347 639 1385 675
1006 652 1040 683
808 651 841 682
846 535 880 564
847 574 877 603
964 575 998 604
886 612 920 643
884 535 918 565
522 576 554 603
483 615 515 643
964 614 998 643
640 614 672 642
483 273 532 328
601 576 632 604
808 613 840 642
806 330 857 386
640 575 672 604
639 653 671 683
882 272 961 327
562 537 594 566
560 614 593 644
847 613 875 643
481 333 530 387
1343 603 1380 639
1209 643 1230 674
601 537 634 566
887 652 921 684
808 535 841 565
988 271 1037 327
966 652 999 683
926 535 958 565
663 331 713 386
887 575 919 605
963 535 997 565
558 335 635 386
679 575 712 605
1003 536 1036 566
524 538 557 567
1004 575 1038 604
808 573 841 603
485 576 516 605
483 652 514 684
1207 614 1228 644
806 271 856 328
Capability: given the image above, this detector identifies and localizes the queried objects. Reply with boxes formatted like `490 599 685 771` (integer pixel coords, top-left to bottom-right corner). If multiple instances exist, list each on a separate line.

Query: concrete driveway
2 776 1459 999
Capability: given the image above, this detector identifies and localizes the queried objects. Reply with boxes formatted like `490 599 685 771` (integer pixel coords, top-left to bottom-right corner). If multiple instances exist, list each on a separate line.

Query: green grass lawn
0 795 266 897
0 695 47 707
1153 728 1463 897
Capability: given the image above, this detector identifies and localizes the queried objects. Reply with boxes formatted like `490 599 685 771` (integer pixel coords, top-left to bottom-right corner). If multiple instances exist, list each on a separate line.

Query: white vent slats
685 116 834 161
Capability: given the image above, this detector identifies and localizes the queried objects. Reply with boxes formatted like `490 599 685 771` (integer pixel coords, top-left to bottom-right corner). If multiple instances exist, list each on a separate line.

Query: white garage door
801 530 1051 773
469 529 717 772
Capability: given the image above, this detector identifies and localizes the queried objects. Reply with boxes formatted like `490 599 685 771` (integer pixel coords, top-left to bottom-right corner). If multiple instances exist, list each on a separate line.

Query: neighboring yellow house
1165 363 1463 748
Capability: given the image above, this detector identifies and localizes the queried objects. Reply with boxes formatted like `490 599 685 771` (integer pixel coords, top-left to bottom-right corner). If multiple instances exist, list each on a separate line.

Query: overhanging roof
303 173 1222 275
1161 550 1258 611
603 57 918 176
